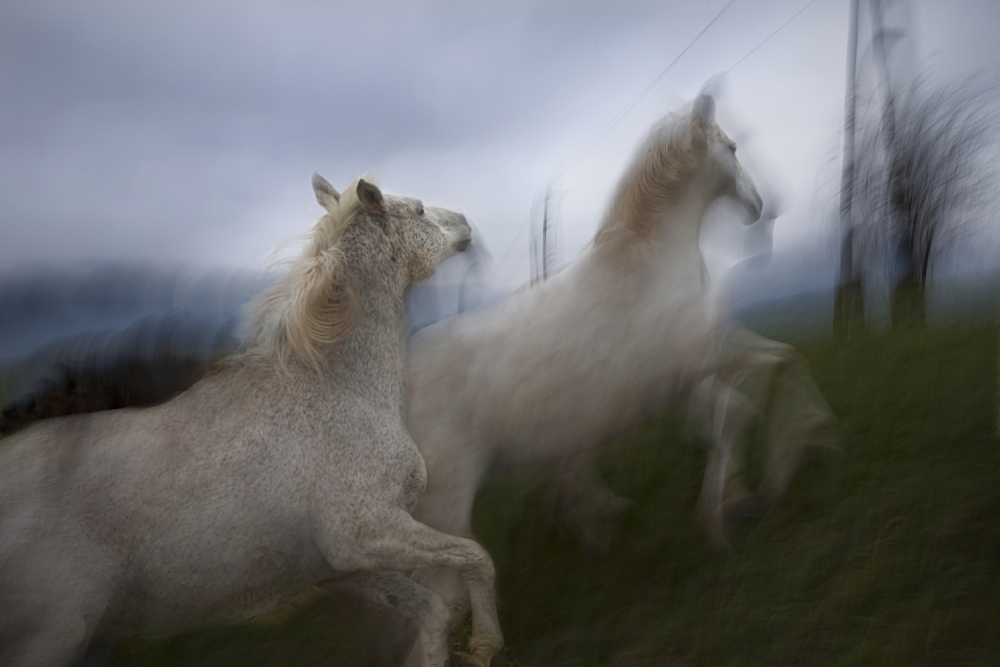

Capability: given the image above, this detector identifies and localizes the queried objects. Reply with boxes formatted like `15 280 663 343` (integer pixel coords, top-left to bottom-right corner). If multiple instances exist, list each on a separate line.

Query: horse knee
453 539 495 588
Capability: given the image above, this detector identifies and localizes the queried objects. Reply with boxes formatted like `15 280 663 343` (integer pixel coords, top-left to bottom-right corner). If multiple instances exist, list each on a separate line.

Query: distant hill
2 261 997 409
0 264 268 363
731 271 1000 343
734 290 834 342
928 271 1000 325
0 259 503 409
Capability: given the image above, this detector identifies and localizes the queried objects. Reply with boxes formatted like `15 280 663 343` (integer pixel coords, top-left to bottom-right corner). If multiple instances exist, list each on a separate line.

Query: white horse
402 94 836 622
0 175 503 667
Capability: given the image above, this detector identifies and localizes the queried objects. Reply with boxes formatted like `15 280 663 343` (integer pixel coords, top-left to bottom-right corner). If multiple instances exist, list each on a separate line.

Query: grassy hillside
469 326 1000 666
42 325 1000 665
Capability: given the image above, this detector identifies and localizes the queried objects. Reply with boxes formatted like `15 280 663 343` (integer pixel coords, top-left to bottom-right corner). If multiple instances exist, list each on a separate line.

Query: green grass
100 325 1000 664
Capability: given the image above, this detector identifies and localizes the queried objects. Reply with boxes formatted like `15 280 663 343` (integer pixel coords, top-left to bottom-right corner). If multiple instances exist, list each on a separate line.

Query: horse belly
126 521 327 632
490 329 708 468
111 447 327 630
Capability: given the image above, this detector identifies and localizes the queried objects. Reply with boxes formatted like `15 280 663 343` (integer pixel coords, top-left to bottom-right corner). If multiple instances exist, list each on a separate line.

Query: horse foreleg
317 512 502 667
694 376 756 548
711 327 839 509
320 572 444 667
410 444 488 618
756 373 839 505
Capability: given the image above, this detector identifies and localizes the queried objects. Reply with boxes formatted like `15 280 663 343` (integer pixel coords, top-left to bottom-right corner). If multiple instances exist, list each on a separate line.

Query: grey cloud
1 0 999 293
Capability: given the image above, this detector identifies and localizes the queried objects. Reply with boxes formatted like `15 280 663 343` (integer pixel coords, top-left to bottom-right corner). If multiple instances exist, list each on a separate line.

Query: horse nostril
456 237 471 252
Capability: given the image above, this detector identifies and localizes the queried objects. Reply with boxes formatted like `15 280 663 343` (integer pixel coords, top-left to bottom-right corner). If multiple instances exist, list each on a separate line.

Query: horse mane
245 177 367 371
593 110 704 246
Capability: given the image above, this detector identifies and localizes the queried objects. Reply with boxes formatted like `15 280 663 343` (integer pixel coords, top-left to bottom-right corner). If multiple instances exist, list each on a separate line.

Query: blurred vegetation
846 77 1000 331
40 324 1000 665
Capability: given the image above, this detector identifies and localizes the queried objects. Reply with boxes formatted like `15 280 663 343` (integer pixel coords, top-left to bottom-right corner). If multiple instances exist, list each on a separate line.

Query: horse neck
324 250 409 413
591 173 715 284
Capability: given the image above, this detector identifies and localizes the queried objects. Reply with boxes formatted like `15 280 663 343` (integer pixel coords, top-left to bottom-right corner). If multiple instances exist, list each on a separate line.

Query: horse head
690 94 763 224
248 175 472 370
311 174 472 286
596 94 764 247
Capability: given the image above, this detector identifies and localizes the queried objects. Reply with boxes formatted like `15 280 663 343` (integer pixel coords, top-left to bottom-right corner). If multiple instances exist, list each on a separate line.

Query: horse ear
690 94 715 150
691 93 716 128
356 179 384 211
312 173 340 212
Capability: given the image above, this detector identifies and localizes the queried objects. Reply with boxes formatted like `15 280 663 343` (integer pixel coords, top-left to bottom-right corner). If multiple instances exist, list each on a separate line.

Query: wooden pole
835 0 862 335
541 187 549 280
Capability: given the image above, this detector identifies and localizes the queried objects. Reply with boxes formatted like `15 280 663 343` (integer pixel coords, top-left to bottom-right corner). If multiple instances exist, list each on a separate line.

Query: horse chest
315 423 427 514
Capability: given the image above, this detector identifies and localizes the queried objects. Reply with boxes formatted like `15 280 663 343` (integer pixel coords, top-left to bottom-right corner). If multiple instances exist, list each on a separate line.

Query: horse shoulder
309 416 427 558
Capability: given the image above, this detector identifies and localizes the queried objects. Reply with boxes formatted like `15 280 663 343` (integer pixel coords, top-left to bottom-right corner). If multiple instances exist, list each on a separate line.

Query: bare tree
850 78 999 324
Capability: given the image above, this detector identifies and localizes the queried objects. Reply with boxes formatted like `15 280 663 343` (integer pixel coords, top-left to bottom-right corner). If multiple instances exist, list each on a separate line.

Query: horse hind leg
69 636 115 667
1 610 92 667
548 454 633 554
0 541 113 667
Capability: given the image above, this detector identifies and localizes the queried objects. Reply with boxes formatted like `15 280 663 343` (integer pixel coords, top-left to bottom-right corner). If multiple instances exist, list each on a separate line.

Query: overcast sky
1 0 999 296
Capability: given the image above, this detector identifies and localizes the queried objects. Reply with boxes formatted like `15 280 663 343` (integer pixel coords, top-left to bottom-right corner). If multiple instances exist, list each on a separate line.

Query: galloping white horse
403 94 835 619
0 176 503 667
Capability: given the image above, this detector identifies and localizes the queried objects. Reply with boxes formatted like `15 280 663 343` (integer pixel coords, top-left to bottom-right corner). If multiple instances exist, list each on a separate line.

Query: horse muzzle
743 191 764 225
453 214 473 252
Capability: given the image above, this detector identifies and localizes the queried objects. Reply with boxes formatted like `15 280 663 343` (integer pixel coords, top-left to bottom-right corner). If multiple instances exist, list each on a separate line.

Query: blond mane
246 178 367 371
593 111 704 246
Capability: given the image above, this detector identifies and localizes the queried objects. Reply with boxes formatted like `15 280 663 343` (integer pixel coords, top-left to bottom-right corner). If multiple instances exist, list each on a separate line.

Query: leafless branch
851 77 1000 287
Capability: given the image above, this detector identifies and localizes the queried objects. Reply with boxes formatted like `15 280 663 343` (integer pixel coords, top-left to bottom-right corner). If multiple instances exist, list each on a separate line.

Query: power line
721 0 820 75
565 137 644 191
563 0 822 192
491 0 822 284
549 0 739 182
491 1 740 284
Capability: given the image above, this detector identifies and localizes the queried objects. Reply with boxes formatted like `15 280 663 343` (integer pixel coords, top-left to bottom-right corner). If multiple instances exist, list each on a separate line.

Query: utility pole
870 0 898 147
834 0 863 336
541 187 550 280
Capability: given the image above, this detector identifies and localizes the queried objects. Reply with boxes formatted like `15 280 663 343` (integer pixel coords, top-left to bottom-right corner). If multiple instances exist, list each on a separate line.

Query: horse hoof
457 636 502 667
452 648 493 667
